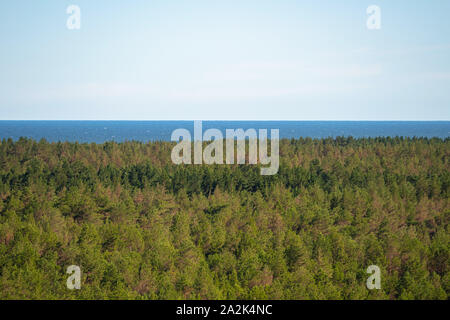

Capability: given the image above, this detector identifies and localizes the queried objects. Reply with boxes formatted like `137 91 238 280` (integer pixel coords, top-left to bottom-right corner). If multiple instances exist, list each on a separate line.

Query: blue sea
0 121 448 143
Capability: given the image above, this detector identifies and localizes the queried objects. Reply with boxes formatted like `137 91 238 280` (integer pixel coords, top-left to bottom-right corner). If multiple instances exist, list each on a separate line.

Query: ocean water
0 121 448 143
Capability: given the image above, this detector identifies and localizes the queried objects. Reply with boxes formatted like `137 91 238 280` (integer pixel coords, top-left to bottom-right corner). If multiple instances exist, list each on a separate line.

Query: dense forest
0 137 448 299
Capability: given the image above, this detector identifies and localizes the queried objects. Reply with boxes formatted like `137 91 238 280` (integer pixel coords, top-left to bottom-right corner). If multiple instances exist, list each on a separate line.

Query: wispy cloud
199 61 383 82
9 61 382 104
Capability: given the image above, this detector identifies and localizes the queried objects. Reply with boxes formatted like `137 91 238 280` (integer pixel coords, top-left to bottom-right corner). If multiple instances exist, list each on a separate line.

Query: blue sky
0 0 449 120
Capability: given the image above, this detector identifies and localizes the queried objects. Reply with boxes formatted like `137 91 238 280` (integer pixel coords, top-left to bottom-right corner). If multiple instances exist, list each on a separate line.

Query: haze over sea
0 121 449 144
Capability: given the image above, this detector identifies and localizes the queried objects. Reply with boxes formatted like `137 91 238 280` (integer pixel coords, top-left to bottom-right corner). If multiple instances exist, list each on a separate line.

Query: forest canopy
0 137 448 299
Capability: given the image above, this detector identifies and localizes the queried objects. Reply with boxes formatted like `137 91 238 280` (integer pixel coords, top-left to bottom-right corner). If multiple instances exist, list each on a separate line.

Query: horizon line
1 119 450 122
